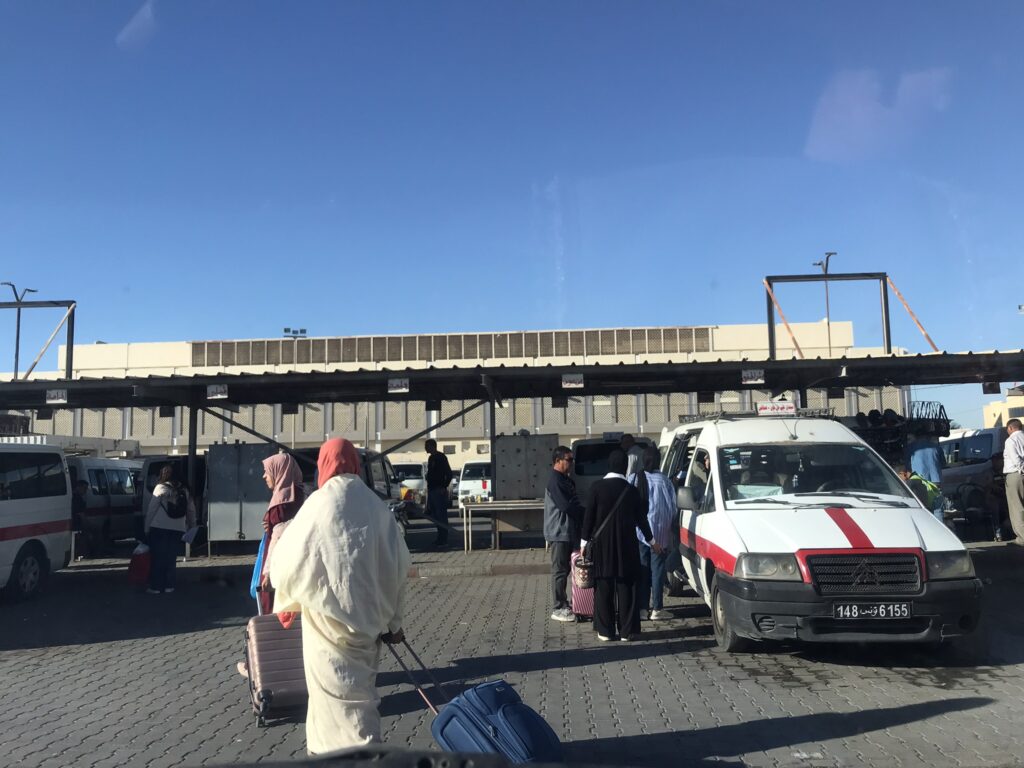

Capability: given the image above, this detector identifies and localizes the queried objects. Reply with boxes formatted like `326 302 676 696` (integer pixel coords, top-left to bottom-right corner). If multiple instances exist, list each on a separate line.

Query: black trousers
549 541 572 610
594 577 639 638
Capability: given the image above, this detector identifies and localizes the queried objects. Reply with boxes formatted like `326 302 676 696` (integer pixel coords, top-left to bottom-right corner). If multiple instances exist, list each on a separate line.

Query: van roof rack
677 408 835 424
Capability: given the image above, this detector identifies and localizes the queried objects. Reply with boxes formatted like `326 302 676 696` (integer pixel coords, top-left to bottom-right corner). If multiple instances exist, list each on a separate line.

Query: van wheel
711 576 751 653
6 543 49 600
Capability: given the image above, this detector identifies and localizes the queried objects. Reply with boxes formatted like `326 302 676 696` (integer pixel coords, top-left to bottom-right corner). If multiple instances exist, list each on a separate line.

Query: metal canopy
0 350 1022 410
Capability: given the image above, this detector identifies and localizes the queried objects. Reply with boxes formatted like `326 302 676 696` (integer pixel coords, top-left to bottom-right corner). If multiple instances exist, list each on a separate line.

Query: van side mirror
677 487 697 511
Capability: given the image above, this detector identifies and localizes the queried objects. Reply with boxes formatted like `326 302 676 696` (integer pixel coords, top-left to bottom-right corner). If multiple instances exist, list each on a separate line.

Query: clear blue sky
1 1 1021 426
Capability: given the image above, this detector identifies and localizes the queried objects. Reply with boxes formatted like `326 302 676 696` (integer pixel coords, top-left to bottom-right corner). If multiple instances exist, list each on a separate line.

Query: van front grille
807 553 921 595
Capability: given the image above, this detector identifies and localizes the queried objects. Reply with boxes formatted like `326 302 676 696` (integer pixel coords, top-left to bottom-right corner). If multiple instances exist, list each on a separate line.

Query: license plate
833 602 912 620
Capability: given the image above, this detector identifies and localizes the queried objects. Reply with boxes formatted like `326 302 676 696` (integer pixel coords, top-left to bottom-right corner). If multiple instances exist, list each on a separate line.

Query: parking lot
1 534 1023 768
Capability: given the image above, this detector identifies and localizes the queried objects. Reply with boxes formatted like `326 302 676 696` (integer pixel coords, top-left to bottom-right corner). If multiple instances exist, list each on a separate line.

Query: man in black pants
581 449 660 641
424 439 453 549
544 446 584 622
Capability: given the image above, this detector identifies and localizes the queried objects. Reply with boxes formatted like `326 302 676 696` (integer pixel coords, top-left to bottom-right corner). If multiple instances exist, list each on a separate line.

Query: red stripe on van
824 507 873 548
679 528 738 576
0 519 71 542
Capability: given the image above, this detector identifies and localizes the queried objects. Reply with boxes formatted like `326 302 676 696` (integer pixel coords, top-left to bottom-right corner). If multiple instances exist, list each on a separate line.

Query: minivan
65 456 143 547
0 445 72 599
660 415 981 651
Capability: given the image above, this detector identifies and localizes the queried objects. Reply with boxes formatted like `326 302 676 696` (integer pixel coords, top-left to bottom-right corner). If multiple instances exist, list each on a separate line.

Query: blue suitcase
387 641 563 765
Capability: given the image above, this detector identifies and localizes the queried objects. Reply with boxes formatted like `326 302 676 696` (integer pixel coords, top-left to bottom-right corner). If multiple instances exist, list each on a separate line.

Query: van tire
711 575 751 653
5 543 49 601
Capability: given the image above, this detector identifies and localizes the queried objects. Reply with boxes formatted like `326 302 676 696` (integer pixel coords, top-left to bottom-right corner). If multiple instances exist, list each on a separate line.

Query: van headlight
926 551 975 580
734 554 802 581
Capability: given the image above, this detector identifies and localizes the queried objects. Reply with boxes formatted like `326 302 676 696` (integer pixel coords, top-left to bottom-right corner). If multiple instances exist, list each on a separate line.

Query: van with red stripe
660 415 982 651
0 445 73 600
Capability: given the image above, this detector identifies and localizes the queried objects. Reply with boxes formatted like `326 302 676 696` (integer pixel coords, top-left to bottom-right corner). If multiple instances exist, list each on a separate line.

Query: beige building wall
3 321 909 464
983 390 1024 428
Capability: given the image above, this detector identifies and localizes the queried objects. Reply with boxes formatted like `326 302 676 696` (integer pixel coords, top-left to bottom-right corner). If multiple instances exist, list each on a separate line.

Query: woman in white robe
270 438 411 754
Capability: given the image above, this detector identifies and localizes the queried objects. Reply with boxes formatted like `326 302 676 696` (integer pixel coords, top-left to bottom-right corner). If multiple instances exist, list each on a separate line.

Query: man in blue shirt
631 447 677 621
905 434 946 520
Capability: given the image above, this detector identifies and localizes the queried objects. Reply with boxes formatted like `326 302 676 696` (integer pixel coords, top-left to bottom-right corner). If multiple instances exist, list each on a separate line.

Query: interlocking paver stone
2 540 1023 767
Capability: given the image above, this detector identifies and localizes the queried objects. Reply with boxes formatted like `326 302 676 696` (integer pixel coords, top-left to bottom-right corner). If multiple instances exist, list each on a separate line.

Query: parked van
65 457 143 546
572 434 656 504
458 461 492 508
660 415 981 651
941 427 1007 490
393 463 426 503
0 444 72 599
939 427 1009 540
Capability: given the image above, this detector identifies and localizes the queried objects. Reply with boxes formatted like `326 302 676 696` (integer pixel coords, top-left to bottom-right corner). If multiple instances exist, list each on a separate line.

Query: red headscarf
317 438 362 488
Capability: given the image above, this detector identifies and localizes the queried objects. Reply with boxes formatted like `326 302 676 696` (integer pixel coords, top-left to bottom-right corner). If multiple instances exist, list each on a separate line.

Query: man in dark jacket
425 439 453 549
544 445 585 622
581 449 661 641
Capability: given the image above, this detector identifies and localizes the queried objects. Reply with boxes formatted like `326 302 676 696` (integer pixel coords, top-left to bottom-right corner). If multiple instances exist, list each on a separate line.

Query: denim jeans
148 527 180 592
638 543 670 611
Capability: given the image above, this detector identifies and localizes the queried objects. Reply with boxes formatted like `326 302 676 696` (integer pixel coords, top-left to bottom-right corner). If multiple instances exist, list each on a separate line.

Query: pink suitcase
570 550 595 620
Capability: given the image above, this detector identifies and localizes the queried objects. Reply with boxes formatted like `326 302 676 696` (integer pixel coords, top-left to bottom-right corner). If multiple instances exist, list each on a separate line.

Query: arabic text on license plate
833 602 912 620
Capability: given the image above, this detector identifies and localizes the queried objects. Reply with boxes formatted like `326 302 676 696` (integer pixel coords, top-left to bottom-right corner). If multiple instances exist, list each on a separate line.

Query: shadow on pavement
563 697 993 766
0 562 255 651
379 633 716 717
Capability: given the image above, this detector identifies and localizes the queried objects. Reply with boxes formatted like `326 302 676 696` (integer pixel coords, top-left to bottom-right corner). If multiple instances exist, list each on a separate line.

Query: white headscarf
270 474 410 637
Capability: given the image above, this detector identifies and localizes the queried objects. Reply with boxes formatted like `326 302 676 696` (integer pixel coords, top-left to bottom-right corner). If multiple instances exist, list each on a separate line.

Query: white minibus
0 445 72 599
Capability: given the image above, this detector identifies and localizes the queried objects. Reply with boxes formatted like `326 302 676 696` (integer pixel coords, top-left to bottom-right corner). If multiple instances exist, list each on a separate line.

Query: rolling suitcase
570 550 595 620
244 594 307 727
387 640 563 764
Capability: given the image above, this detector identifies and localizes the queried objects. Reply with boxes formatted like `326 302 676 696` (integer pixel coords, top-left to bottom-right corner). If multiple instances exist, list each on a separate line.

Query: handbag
573 485 631 590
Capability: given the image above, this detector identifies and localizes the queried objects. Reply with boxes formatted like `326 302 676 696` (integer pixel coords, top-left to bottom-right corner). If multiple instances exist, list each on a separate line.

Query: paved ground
2 535 1023 768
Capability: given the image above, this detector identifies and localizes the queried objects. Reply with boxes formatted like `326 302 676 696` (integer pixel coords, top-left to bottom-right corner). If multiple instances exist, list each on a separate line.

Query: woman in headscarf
270 438 411 755
258 451 305 615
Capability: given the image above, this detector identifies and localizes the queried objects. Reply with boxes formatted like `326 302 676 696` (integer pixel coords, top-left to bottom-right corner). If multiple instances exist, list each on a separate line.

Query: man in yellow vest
896 463 944 521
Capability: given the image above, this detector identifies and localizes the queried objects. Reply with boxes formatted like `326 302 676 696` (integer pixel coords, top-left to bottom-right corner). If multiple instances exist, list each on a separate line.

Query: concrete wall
984 392 1024 428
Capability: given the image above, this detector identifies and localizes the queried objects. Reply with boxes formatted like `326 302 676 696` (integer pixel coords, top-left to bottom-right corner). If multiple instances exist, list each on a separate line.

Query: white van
660 415 982 651
65 457 143 546
393 463 426 504
0 445 73 599
458 461 492 508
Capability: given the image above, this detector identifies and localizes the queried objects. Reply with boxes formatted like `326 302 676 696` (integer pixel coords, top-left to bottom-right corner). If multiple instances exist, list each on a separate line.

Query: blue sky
1 1 1021 426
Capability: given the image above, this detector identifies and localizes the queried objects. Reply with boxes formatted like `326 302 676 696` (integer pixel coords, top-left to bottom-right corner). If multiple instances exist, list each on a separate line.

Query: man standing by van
1003 419 1024 544
545 446 584 622
424 439 453 549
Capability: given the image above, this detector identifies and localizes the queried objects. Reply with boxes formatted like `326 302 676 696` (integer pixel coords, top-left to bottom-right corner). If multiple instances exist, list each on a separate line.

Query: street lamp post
812 252 835 357
2 282 38 379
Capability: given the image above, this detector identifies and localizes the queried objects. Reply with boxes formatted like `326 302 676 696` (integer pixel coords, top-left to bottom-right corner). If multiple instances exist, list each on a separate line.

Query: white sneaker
597 634 614 642
551 609 574 623
145 588 160 595
649 609 669 621
164 588 175 594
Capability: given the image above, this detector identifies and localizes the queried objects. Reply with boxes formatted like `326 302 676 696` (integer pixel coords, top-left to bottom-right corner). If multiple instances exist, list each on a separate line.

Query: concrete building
983 387 1024 428
4 320 907 466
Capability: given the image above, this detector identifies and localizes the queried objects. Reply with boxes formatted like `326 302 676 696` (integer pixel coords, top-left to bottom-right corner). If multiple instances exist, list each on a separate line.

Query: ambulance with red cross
660 413 982 651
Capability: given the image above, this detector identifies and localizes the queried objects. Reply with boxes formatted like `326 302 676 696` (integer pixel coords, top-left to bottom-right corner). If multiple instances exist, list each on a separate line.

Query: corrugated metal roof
0 349 1022 410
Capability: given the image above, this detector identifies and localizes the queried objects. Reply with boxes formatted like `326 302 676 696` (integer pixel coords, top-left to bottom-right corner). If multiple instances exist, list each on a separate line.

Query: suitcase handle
385 639 452 716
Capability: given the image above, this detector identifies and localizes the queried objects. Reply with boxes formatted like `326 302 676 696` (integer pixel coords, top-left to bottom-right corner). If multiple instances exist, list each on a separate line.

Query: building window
1009 407 1024 418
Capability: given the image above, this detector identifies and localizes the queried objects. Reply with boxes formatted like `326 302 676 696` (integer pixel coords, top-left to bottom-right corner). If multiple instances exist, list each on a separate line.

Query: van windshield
395 465 423 479
718 443 912 503
462 464 491 480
